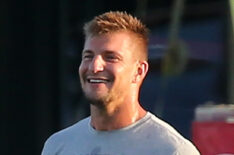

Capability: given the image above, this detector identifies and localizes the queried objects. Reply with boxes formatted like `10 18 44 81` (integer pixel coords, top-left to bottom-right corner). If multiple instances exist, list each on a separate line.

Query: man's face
79 32 139 105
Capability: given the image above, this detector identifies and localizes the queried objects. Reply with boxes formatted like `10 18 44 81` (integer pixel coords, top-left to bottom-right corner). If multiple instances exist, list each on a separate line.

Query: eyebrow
82 50 93 54
104 50 123 59
104 50 116 54
82 49 123 59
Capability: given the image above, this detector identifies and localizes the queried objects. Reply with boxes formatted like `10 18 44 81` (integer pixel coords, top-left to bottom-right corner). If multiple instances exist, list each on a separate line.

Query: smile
87 77 110 83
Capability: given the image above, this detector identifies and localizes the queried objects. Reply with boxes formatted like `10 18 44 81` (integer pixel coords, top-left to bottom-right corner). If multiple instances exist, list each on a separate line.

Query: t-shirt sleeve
41 134 64 155
41 139 52 155
173 142 200 155
41 136 56 155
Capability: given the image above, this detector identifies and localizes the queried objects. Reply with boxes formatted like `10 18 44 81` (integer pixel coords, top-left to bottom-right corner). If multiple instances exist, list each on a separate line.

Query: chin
84 93 112 106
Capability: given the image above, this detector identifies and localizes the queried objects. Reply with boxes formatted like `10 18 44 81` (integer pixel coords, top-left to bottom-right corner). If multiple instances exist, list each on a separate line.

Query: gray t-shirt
42 112 200 155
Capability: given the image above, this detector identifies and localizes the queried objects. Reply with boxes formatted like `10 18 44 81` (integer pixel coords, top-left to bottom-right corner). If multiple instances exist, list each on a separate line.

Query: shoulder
41 117 90 155
145 112 200 154
173 144 200 155
47 116 90 141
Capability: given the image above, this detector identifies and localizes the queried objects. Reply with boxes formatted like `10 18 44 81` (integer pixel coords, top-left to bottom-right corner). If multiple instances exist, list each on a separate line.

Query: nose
89 55 104 73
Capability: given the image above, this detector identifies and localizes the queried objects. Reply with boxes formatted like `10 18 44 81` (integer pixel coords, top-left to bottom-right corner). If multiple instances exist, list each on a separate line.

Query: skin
79 31 149 131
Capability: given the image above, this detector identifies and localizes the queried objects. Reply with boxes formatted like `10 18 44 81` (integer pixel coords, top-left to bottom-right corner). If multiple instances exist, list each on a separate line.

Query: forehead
83 32 137 54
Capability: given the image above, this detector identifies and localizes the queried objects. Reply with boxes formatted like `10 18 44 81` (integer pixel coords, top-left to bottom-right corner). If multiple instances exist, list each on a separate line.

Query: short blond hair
83 11 149 60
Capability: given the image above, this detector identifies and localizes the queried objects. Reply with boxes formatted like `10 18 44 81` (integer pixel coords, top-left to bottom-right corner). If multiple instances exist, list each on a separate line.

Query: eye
104 54 120 62
82 54 93 60
106 55 117 60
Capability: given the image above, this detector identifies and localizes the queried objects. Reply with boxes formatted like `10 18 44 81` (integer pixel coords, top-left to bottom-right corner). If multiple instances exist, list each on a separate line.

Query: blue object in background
140 18 226 139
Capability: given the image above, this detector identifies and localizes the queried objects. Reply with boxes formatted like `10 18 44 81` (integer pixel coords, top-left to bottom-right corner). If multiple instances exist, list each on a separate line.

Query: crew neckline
88 112 152 134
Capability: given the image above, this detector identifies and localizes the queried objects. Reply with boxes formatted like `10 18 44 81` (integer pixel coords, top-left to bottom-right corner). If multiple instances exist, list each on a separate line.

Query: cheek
115 66 135 82
79 63 86 78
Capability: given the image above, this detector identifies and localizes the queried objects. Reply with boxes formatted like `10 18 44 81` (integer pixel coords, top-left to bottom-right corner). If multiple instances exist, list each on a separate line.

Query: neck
90 97 146 131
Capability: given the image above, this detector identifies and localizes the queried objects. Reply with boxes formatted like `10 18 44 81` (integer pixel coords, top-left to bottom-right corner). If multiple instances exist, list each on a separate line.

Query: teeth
89 79 107 83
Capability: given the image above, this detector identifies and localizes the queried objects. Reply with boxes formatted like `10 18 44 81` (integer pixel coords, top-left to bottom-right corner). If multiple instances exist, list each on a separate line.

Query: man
42 11 200 155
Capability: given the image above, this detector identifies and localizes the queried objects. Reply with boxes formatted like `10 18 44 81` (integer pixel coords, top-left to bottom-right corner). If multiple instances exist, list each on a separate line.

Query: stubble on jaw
83 84 125 112
86 95 112 108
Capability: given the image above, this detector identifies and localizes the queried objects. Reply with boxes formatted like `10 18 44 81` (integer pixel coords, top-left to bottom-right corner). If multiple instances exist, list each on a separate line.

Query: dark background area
1 0 231 154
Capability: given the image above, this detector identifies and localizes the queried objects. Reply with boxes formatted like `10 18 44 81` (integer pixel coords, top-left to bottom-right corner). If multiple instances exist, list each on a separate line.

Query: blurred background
1 0 233 154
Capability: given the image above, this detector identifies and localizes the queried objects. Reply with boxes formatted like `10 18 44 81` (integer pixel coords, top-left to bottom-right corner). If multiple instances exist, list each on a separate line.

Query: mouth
86 77 110 84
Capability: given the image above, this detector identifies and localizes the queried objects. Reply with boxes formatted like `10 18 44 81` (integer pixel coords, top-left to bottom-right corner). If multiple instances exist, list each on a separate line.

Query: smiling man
42 11 200 155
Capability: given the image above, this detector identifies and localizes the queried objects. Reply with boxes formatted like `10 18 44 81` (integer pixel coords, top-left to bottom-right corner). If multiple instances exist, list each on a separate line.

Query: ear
133 61 149 83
